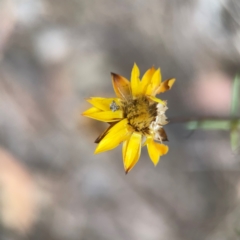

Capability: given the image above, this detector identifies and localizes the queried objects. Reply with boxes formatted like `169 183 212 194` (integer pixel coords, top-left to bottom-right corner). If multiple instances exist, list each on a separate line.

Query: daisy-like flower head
83 63 175 173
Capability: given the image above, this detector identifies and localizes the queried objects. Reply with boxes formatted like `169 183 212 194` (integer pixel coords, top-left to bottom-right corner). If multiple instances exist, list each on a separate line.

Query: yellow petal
122 132 142 173
131 63 141 97
146 68 162 96
111 73 131 100
84 110 123 122
156 78 176 94
141 67 156 94
82 107 101 116
87 97 121 111
104 118 130 137
147 138 168 166
146 95 166 105
95 119 131 154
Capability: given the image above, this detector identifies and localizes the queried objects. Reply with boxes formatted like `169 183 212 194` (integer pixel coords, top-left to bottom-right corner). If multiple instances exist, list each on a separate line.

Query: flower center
122 96 158 134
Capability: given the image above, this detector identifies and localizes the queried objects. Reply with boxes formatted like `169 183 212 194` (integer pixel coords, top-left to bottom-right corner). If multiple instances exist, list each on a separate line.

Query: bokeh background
0 0 240 239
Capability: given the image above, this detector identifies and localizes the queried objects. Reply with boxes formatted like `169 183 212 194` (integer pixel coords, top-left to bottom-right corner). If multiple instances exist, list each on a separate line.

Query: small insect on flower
82 63 175 173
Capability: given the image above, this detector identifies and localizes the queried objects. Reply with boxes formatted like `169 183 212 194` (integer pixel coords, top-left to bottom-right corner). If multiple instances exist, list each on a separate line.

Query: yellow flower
83 63 175 173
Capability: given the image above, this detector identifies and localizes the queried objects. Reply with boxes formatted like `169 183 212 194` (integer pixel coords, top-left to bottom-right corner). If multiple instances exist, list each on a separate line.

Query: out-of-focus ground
0 0 240 239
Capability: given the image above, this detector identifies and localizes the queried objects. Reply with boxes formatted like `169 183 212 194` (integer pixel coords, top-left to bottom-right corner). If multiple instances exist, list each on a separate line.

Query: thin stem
168 116 240 124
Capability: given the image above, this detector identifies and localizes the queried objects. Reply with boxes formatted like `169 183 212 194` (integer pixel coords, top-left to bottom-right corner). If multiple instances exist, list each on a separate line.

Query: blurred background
0 0 240 239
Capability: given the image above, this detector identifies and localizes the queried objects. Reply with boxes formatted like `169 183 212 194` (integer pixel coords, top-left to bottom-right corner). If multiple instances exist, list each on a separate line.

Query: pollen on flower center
122 96 158 134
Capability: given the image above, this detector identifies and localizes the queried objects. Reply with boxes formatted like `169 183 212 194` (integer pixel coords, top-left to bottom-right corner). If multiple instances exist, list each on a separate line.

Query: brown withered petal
159 128 168 141
156 78 176 94
111 73 131 100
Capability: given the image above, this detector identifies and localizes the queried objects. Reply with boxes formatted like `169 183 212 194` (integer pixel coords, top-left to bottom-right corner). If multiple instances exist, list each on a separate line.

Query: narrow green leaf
231 74 240 116
230 129 239 151
230 74 240 150
230 120 239 151
187 120 231 130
